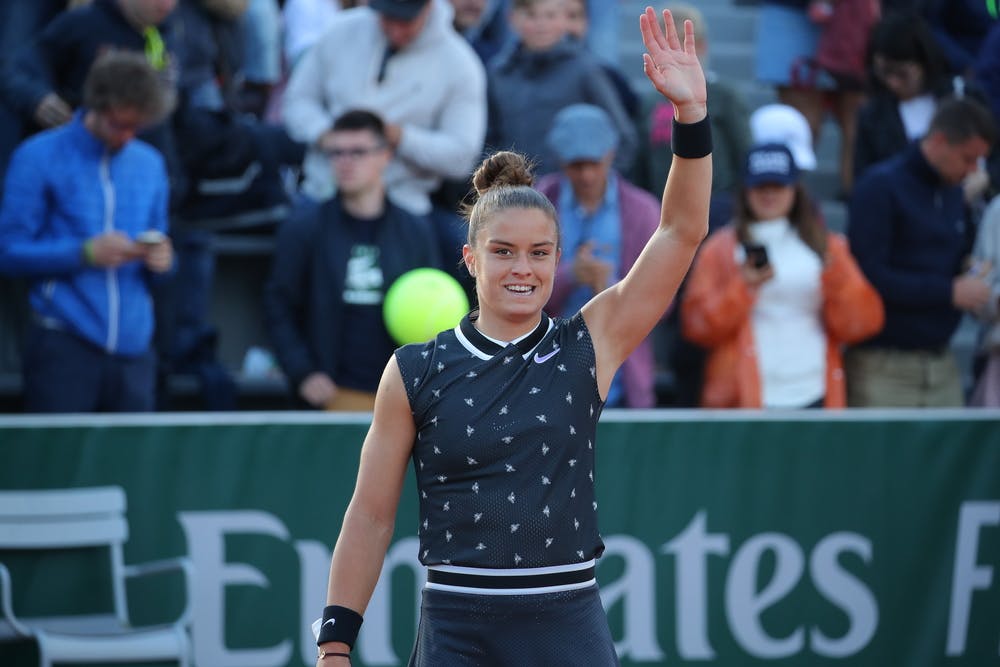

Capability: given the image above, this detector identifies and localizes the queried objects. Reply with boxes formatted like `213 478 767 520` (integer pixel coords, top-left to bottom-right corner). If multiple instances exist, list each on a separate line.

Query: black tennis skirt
407 583 620 666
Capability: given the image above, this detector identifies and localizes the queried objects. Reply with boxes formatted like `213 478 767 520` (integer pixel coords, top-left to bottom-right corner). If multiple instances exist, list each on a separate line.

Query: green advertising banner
1 411 998 666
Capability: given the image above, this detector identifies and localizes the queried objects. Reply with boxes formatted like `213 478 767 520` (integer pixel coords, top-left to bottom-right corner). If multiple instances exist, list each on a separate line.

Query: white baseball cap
749 103 817 171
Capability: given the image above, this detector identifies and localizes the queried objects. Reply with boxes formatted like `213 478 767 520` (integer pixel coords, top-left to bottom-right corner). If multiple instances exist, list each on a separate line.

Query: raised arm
315 356 415 663
582 7 711 398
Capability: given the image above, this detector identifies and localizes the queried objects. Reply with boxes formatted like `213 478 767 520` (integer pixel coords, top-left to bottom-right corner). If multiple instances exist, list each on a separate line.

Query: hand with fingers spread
639 7 707 124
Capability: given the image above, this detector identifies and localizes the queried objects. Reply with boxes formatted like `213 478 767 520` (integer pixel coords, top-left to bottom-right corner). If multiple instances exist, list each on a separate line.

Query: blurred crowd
0 0 999 413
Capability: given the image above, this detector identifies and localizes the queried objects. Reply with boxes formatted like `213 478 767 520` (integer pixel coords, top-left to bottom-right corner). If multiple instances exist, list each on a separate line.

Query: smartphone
743 242 769 269
136 230 166 246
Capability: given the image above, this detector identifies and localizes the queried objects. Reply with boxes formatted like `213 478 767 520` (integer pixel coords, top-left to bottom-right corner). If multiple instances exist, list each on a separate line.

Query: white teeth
506 285 533 293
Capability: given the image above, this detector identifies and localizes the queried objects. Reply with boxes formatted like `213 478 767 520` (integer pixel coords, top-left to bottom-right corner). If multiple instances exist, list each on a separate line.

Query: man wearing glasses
0 51 174 413
263 110 441 411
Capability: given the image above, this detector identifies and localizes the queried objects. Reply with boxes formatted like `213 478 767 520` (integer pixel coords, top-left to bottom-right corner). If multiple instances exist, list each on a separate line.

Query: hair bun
471 151 534 196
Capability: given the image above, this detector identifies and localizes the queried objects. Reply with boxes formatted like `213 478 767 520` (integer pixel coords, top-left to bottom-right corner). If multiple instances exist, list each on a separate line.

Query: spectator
682 143 884 408
969 194 1000 406
263 110 441 411
535 104 660 408
485 0 637 176
449 0 512 66
0 51 174 413
846 97 996 407
283 0 486 217
853 11 964 182
0 0 237 410
750 103 817 172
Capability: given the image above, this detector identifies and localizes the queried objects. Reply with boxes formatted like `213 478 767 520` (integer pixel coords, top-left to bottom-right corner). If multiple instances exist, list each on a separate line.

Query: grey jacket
486 37 637 175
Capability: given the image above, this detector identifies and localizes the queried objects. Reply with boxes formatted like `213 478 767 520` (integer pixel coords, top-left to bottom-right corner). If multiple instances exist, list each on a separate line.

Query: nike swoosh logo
323 619 336 628
534 347 560 364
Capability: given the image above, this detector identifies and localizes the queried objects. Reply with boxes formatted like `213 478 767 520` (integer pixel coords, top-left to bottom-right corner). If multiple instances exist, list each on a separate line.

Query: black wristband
671 114 713 159
316 605 364 648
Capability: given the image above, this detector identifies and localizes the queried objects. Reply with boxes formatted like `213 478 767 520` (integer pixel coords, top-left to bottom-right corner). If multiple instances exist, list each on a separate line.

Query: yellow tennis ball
383 268 470 345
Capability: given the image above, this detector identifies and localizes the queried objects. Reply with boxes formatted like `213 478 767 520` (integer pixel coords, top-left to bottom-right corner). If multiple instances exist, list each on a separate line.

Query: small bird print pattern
396 313 606 569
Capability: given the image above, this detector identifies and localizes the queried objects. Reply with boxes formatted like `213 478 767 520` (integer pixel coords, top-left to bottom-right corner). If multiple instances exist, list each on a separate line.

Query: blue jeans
22 325 156 413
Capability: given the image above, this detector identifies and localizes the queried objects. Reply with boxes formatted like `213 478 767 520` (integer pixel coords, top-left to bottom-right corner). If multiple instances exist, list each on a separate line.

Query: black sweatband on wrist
671 114 713 159
316 605 363 648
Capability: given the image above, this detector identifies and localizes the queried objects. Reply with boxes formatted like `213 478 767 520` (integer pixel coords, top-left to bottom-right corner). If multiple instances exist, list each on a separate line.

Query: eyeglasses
321 145 385 160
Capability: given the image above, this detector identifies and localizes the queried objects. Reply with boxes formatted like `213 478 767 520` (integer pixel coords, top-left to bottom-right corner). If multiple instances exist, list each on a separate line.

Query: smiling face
463 207 561 338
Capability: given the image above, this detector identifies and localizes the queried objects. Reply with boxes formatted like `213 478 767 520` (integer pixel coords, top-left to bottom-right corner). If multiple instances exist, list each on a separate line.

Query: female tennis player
313 7 712 665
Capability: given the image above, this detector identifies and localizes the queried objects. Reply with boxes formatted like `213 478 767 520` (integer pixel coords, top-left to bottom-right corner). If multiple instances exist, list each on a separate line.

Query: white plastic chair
0 486 192 667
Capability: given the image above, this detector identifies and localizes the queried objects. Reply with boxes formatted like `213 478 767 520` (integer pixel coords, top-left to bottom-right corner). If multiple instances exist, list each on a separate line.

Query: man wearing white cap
535 103 661 408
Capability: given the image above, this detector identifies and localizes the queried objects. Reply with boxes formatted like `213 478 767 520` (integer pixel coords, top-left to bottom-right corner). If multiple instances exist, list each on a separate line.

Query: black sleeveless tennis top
395 312 607 569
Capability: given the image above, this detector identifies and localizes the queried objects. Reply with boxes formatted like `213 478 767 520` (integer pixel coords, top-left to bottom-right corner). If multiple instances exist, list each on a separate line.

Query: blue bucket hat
546 104 619 164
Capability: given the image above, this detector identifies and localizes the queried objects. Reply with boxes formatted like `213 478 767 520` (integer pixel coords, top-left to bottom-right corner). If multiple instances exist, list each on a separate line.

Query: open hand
639 7 707 123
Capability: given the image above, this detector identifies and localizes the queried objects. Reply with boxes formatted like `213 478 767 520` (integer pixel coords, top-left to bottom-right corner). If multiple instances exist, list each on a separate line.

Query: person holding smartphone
680 142 884 408
0 52 174 413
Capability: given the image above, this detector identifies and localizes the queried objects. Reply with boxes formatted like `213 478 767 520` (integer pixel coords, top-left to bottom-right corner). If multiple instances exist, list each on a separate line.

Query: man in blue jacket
846 96 995 407
0 51 175 412
263 110 441 410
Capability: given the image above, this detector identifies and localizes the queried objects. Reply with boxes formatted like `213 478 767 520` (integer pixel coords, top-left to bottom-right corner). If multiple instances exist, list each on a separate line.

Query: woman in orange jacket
682 143 884 408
